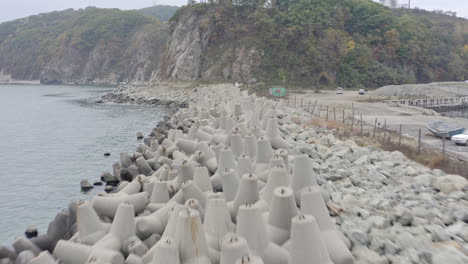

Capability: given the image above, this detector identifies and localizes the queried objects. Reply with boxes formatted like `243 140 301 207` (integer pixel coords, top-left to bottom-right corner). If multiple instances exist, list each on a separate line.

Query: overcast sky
0 0 466 23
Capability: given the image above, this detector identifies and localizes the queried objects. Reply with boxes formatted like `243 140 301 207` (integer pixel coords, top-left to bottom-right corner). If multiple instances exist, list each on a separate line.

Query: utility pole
408 0 411 9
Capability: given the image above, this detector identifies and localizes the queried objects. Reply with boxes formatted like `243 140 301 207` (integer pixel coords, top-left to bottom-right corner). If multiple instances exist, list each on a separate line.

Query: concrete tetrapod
265 116 289 150
175 209 210 264
291 155 318 205
30 251 58 264
234 255 264 264
205 193 236 262
75 201 108 244
193 166 213 193
147 181 170 212
300 187 354 264
92 192 149 218
230 132 244 158
229 174 265 220
236 204 288 264
211 147 236 190
53 240 124 264
243 135 258 160
220 233 250 264
236 154 254 177
289 214 333 264
149 237 180 264
267 187 299 245
259 166 289 206
221 169 240 202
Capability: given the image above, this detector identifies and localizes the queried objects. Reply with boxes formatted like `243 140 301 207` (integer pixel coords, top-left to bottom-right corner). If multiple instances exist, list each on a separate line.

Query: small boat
426 121 465 138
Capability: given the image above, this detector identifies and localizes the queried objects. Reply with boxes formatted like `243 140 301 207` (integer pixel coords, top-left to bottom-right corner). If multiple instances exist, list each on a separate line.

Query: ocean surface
0 84 167 245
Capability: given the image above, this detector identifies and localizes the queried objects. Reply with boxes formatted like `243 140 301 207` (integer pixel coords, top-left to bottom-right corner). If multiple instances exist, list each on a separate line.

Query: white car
336 87 344 94
451 134 468 145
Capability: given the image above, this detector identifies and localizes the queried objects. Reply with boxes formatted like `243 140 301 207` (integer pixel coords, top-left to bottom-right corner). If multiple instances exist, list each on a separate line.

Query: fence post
318 105 322 117
334 108 336 121
342 109 345 124
326 105 329 121
294 96 297 107
382 120 386 142
300 97 303 108
360 114 363 135
398 124 402 147
418 128 422 153
373 118 377 138
307 101 311 112
311 100 317 115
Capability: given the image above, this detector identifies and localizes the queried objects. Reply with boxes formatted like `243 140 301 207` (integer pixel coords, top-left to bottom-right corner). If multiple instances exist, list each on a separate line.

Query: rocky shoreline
1 83 467 264
101 84 192 108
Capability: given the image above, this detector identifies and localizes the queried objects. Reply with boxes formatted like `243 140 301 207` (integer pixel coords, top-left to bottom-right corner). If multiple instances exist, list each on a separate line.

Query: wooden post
334 108 336 121
351 103 355 133
307 101 311 112
311 100 318 115
300 97 303 107
294 96 297 107
373 118 377 138
360 114 363 135
318 104 322 117
398 124 402 147
342 109 345 124
326 105 329 121
418 128 422 153
383 120 387 142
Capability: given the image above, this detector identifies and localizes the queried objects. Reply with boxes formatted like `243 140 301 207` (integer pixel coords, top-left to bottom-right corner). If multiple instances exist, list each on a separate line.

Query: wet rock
24 226 38 239
80 180 93 192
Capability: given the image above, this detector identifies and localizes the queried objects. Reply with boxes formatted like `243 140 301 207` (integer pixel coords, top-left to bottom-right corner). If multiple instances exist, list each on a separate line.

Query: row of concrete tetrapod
0 85 354 264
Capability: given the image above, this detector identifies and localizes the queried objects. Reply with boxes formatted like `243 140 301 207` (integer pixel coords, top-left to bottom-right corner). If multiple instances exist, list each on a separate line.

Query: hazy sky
0 0 466 23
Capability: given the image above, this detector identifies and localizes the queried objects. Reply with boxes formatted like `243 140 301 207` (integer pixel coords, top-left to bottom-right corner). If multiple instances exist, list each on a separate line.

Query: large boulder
433 175 468 194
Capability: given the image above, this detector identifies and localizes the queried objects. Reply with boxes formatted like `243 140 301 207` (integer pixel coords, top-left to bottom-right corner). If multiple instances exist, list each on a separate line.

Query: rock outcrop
157 11 261 84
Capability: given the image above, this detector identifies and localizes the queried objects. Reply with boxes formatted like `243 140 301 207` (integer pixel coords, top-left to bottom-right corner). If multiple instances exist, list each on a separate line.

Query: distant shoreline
0 80 41 85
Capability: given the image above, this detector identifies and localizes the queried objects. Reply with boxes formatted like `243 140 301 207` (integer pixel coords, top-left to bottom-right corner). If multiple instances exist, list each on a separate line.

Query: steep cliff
0 7 169 85
157 8 262 83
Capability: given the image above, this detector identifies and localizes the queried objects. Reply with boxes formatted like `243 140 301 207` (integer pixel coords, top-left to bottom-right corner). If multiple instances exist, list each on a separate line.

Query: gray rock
433 175 468 194
354 155 369 165
424 225 451 242
353 247 389 264
432 246 468 264
453 209 468 222
395 207 414 226
368 216 388 229
349 229 369 247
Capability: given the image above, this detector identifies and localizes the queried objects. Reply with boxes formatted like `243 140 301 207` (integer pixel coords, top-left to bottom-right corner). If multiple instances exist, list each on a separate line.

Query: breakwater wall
385 96 468 111
1 84 467 264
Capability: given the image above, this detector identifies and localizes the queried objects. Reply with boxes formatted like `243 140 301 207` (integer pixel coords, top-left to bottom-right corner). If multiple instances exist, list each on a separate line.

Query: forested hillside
0 7 168 84
137 5 179 22
0 1 466 87
164 0 467 88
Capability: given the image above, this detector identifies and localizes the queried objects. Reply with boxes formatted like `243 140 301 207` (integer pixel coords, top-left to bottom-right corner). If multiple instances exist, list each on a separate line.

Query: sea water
0 84 167 244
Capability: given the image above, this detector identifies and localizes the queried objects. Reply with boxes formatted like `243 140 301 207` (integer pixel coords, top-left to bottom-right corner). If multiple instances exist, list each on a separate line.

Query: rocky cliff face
40 27 168 85
157 11 262 84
